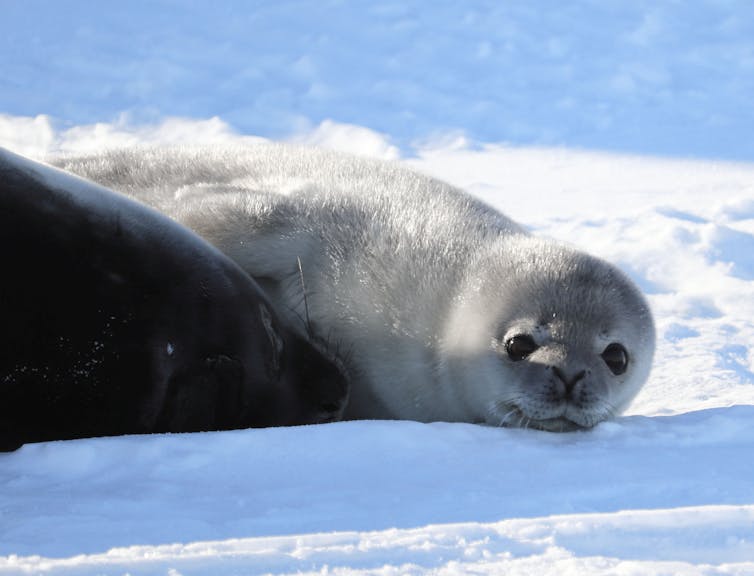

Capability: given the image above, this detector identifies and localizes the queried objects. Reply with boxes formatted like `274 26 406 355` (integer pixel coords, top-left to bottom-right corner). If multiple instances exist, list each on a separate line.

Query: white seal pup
55 144 655 432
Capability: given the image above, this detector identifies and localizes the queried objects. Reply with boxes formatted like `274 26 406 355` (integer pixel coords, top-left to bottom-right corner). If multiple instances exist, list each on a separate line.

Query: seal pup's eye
505 334 539 361
601 343 628 375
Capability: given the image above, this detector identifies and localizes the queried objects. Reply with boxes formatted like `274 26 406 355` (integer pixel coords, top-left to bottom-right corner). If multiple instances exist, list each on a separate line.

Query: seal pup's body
57 144 655 432
0 148 347 451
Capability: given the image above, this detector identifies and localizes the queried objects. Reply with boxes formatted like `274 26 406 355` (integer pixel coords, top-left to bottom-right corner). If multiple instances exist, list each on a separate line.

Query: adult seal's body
0 148 347 451
58 144 656 432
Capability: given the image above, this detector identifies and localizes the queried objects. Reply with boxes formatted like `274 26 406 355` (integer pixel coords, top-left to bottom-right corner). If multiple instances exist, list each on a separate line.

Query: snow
4 507 754 576
3 411 754 575
2 1 754 573
2 1 754 161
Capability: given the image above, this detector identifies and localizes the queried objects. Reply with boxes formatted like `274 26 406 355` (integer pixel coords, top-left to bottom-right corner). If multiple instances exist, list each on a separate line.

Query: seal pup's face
443 237 655 432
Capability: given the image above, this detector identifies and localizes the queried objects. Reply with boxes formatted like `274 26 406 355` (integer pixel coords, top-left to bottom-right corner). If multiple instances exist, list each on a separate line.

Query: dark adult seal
0 148 347 452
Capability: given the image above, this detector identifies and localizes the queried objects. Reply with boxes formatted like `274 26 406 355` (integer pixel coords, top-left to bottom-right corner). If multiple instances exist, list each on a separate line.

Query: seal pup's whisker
498 409 519 428
296 256 314 338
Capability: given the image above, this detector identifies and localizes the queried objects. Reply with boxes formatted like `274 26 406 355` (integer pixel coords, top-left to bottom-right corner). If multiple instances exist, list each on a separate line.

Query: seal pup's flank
0 148 347 451
57 144 655 432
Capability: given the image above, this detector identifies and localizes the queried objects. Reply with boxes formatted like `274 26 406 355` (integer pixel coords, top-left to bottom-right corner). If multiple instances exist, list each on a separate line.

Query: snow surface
2 416 754 575
2 1 754 161
2 0 754 573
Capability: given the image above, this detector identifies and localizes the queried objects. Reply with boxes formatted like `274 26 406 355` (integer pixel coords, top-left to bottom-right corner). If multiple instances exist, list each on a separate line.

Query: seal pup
0 148 347 451
57 144 655 432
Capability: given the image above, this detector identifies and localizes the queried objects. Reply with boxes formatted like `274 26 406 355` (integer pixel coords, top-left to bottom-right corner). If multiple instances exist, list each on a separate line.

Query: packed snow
2 1 754 574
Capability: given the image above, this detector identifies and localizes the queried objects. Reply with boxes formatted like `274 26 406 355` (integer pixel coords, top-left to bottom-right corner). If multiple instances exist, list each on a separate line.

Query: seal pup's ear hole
601 343 628 375
505 334 539 361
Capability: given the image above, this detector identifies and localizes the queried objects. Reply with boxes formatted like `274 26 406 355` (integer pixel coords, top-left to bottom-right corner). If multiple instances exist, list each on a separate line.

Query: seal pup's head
442 235 655 432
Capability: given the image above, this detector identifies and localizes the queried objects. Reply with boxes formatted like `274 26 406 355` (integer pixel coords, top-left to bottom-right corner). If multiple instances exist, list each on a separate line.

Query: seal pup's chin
487 404 591 432
529 418 586 433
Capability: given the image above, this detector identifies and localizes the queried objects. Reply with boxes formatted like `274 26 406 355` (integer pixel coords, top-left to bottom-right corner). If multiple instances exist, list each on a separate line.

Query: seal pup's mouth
489 404 591 433
525 416 587 433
